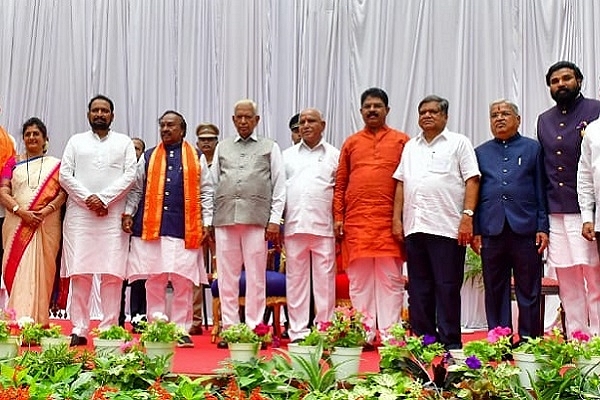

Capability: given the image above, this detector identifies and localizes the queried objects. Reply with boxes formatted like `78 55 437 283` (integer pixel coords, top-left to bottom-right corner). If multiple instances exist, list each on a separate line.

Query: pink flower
487 326 511 343
573 330 590 342
5 309 16 321
253 323 270 337
317 321 332 332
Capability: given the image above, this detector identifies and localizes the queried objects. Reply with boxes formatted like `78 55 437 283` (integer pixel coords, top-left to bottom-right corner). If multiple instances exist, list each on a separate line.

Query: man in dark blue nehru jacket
473 99 549 341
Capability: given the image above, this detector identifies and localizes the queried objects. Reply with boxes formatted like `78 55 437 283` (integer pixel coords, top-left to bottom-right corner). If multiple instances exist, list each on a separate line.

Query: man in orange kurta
333 87 409 346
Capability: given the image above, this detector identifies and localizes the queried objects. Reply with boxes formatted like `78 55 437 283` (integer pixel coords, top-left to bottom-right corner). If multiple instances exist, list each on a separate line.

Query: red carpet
30 320 487 375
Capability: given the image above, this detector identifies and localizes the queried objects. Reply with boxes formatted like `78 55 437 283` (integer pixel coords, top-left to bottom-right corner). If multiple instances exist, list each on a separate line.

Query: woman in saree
0 117 66 325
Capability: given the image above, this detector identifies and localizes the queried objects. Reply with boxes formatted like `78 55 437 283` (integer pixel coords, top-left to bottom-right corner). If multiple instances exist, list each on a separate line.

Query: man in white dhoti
60 95 137 346
282 108 338 342
211 99 285 348
122 111 214 348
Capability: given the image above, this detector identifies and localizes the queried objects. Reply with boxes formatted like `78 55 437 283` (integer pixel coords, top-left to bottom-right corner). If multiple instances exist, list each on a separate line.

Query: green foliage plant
91 325 133 341
138 312 185 343
220 323 261 344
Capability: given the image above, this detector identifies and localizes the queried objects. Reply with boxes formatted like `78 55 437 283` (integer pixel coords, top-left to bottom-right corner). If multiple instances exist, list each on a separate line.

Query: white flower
151 312 169 322
17 316 35 328
131 314 147 324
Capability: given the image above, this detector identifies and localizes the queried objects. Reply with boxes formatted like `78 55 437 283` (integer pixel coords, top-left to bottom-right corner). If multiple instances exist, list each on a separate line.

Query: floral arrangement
136 313 185 343
0 310 21 342
296 328 324 347
462 326 512 363
569 331 600 360
318 306 368 349
514 327 576 367
220 323 272 344
20 319 63 345
91 325 133 341
379 323 445 376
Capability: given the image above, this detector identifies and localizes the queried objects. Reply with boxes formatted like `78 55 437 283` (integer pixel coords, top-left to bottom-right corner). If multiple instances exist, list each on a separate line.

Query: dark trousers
405 233 465 349
119 279 147 325
481 224 542 339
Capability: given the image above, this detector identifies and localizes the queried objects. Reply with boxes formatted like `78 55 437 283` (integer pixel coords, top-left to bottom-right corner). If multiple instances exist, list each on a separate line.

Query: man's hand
265 222 280 246
86 194 108 216
582 222 596 242
121 214 133 233
470 235 482 255
457 215 473 246
334 221 344 238
392 219 404 242
535 232 549 254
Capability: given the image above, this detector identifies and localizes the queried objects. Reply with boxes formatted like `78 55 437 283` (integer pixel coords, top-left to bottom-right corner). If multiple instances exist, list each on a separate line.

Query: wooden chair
210 245 286 343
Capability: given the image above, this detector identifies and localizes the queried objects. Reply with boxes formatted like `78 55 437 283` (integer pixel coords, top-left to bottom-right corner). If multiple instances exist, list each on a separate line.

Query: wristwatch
12 205 19 214
462 209 474 217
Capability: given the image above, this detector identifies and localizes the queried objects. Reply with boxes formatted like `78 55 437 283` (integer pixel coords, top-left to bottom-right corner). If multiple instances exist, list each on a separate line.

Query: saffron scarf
0 126 15 168
141 142 202 249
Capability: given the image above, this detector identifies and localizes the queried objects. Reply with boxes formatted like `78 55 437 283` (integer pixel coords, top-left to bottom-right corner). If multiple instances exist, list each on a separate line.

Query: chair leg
211 298 221 343
272 305 282 338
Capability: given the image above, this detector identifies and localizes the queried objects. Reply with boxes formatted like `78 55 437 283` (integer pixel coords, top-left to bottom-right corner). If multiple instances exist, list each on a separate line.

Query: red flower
253 323 270 337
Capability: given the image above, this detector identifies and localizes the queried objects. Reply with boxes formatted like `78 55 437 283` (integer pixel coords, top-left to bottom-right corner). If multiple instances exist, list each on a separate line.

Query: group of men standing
7 59 600 351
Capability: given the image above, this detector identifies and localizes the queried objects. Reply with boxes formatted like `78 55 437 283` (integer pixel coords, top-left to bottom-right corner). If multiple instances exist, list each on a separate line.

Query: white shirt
393 128 480 239
59 130 137 277
283 139 340 237
211 131 286 225
578 119 600 227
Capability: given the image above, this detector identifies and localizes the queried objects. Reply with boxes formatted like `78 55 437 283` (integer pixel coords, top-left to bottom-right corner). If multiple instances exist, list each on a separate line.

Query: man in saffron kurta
333 88 409 346
123 111 214 348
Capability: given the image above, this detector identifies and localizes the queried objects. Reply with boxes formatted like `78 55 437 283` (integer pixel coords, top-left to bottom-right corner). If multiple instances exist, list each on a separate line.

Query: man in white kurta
123 111 214 348
282 108 339 342
60 95 137 345
211 99 285 344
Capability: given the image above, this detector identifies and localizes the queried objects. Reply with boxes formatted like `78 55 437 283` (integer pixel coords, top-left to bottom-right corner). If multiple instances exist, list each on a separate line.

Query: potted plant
461 326 513 364
513 328 575 389
379 323 445 382
318 306 368 380
136 312 186 372
21 321 67 351
286 328 324 374
570 330 600 375
0 310 23 360
220 323 271 362
91 325 133 355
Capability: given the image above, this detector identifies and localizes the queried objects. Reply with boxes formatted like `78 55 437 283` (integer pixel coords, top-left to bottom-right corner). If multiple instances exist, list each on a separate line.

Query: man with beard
334 88 409 348
537 61 600 338
60 95 137 346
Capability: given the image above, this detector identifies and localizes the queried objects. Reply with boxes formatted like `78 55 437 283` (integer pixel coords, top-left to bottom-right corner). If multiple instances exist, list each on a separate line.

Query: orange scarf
141 142 202 249
0 126 15 168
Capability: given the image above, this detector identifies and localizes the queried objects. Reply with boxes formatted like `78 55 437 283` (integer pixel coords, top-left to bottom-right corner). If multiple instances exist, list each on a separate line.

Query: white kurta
59 130 137 278
125 151 214 286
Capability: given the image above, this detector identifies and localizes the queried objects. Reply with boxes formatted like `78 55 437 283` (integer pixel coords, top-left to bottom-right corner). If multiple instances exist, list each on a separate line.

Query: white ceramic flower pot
93 338 125 356
228 342 259 362
0 336 20 361
577 356 600 376
144 341 176 372
330 346 362 381
287 343 322 376
40 336 70 352
513 352 548 389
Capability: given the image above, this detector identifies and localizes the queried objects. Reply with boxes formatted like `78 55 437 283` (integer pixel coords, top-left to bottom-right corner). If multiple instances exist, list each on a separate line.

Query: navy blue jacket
474 133 549 236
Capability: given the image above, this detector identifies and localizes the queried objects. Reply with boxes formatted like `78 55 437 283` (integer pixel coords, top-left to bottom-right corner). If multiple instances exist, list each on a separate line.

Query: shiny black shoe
217 340 228 349
281 330 289 340
177 335 194 348
69 334 88 347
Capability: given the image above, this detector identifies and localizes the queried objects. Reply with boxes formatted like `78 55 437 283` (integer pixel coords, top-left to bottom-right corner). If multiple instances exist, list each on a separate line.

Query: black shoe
281 331 289 340
69 334 87 347
291 338 303 344
362 343 376 352
188 326 203 336
177 335 194 348
217 340 228 349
